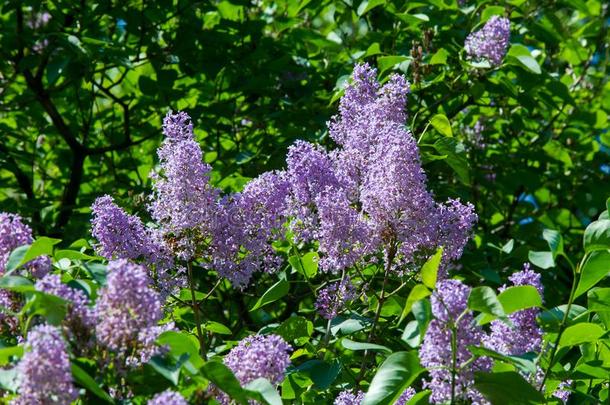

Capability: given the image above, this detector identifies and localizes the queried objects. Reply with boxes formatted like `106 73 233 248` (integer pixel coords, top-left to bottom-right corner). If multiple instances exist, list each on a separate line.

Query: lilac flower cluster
93 65 477 286
285 64 476 274
465 16 511 66
91 195 171 265
485 263 543 355
91 196 181 296
94 260 168 367
334 389 364 405
13 324 78 405
149 111 220 260
0 212 50 278
213 334 291 404
148 389 187 405
35 274 94 344
419 279 491 404
395 387 416 405
92 111 287 288
224 334 292 385
210 171 291 288
315 276 357 320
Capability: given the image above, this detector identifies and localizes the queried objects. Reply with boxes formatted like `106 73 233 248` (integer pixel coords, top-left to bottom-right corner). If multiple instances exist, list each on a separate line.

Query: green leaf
4 245 29 274
295 359 341 390
27 292 67 325
0 346 23 367
512 55 542 74
83 262 108 286
357 0 385 16
201 361 249 405
341 338 391 353
543 229 564 257
20 237 61 267
429 48 449 65
149 354 188 385
498 285 542 314
432 138 470 184
406 390 431 404
250 274 289 311
474 371 545 404
330 314 371 336
156 330 203 369
501 239 514 254
583 219 610 253
468 287 505 318
71 363 114 403
507 44 541 74
244 378 282 405
288 252 318 278
54 249 97 261
377 55 408 74
363 351 424 405
399 284 431 323
274 316 313 342
588 288 610 328
0 275 35 292
421 248 443 289
538 304 587 332
481 6 505 22
430 114 453 137
479 286 542 324
469 346 537 375
543 140 573 168
528 251 555 269
204 321 232 335
559 322 605 347
574 250 610 298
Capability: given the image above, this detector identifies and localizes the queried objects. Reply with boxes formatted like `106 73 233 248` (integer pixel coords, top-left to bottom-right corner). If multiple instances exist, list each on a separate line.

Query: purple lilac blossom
91 195 161 262
149 111 220 260
35 274 94 344
334 389 365 405
285 64 476 274
90 195 182 297
315 276 357 319
0 212 51 278
485 263 543 355
148 390 187 405
211 171 290 288
419 279 490 404
465 16 510 66
13 324 78 405
214 334 291 404
94 260 168 368
552 380 572 403
285 140 343 242
395 387 416 405
314 188 375 272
